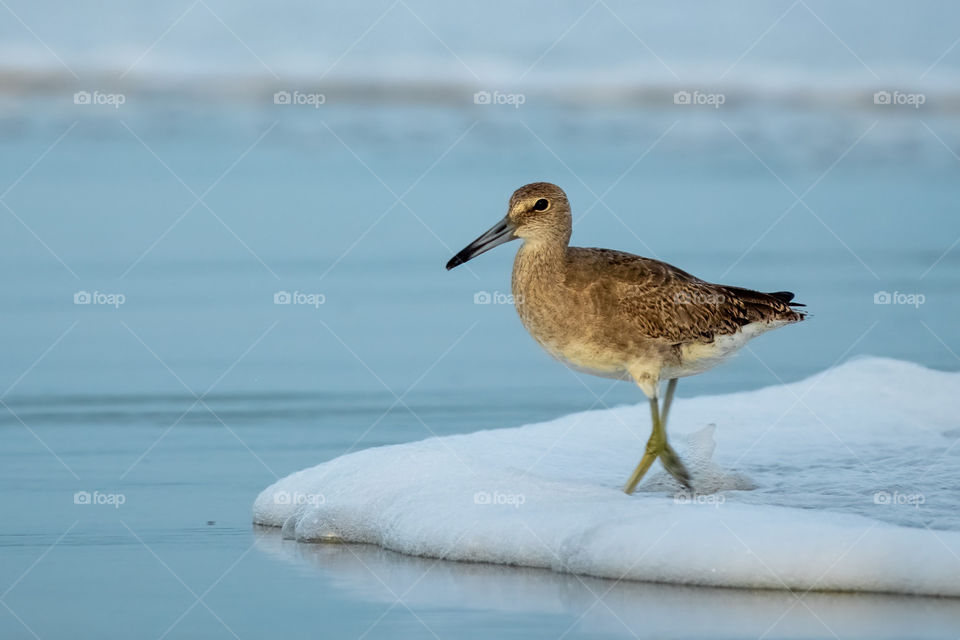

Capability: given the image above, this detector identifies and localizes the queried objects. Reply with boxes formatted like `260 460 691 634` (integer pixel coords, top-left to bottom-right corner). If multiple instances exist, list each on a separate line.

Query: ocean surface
2 1 960 637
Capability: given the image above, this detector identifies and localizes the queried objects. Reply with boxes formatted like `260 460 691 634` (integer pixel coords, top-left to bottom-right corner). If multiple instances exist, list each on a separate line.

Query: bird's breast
511 257 636 379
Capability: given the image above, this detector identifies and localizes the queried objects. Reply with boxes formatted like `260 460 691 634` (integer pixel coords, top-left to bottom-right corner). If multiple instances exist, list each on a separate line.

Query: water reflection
255 525 960 639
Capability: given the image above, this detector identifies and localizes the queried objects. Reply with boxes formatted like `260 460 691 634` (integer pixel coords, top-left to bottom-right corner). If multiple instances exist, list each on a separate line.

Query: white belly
538 339 633 381
664 320 790 379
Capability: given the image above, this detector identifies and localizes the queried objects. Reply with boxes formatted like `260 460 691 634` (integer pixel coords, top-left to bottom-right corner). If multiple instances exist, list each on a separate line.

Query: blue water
2 2 960 638
3 104 958 399
3 0 960 86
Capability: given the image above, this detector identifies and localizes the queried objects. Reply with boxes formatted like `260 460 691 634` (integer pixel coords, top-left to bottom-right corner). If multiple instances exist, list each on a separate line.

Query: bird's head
446 182 571 270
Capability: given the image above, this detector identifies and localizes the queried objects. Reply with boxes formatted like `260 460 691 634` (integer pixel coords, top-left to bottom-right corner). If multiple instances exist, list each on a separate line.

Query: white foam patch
253 358 960 596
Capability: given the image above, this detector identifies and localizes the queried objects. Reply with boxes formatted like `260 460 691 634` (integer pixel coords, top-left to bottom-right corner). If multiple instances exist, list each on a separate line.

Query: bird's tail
767 291 805 308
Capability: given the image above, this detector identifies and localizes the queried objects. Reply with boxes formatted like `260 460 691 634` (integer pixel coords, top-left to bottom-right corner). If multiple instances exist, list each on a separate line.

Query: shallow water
260 533 960 639
3 100 959 637
3 1 960 635
5 410 960 639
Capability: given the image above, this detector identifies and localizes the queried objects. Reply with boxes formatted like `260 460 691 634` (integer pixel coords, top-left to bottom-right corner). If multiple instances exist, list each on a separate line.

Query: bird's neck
512 239 567 297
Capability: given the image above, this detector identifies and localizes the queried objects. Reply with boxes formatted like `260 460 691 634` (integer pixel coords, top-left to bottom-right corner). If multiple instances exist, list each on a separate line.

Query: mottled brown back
564 247 806 345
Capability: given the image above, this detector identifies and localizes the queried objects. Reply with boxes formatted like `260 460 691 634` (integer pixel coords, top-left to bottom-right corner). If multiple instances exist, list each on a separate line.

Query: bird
446 182 806 494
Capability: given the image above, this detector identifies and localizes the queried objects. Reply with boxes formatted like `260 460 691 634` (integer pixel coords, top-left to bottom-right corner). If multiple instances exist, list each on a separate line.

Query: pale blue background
1 1 959 638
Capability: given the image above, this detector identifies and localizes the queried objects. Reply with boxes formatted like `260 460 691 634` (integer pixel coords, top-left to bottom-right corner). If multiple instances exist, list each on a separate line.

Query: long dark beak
445 217 517 270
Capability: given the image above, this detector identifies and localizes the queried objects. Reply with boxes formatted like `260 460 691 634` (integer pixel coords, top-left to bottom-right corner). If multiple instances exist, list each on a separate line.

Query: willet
446 182 806 494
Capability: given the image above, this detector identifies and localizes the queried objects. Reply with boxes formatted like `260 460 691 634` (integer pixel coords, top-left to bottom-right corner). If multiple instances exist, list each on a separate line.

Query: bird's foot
659 443 693 491
623 440 692 494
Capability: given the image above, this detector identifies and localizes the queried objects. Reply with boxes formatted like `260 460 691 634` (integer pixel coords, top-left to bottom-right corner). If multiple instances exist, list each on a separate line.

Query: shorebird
446 182 805 494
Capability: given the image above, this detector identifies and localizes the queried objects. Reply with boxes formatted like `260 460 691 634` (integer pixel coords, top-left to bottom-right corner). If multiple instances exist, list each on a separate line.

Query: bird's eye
533 198 549 211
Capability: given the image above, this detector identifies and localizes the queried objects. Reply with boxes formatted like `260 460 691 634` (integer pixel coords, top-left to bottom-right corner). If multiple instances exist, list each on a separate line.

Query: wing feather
565 248 805 344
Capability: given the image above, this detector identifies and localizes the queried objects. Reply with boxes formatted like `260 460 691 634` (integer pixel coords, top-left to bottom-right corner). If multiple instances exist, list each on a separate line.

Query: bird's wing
565 247 805 344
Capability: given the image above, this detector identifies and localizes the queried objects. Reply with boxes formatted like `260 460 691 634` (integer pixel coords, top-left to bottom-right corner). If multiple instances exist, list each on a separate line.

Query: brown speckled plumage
558 247 804 344
447 182 807 492
499 183 805 387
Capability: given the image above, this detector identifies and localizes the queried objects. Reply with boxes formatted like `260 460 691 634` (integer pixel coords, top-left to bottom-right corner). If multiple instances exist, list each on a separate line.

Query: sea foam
254 358 960 596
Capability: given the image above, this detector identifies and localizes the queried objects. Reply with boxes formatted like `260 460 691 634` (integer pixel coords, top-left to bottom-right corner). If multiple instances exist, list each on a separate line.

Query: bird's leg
659 378 677 426
622 398 663 494
623 378 692 494
657 378 691 488
659 444 692 491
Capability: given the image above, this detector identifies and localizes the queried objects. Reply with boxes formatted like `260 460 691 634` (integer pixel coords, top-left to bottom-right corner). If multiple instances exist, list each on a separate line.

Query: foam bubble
254 358 960 596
